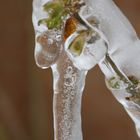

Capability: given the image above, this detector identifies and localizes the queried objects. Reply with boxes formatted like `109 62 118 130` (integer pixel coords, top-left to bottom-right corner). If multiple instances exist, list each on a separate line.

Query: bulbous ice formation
35 30 62 69
64 6 108 70
65 30 107 70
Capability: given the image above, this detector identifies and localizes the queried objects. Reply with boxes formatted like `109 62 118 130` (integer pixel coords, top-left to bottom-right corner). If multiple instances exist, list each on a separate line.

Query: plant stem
104 53 132 85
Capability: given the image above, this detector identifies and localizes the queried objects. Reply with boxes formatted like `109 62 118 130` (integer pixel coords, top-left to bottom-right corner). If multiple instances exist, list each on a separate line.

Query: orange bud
64 17 77 40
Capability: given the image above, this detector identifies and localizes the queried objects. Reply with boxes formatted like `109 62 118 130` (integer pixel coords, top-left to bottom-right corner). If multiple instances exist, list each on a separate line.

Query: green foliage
38 0 84 29
38 1 66 29
68 32 86 56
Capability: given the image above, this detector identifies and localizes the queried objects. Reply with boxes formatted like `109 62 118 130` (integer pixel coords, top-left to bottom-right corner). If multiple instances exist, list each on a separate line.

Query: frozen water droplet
35 30 62 69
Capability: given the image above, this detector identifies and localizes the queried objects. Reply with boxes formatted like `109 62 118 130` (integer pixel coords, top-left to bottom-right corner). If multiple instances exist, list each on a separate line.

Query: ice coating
33 0 87 139
33 0 63 69
87 0 140 137
64 5 109 70
65 26 107 70
84 0 138 52
32 0 50 32
32 0 140 139
35 30 62 69
52 52 87 140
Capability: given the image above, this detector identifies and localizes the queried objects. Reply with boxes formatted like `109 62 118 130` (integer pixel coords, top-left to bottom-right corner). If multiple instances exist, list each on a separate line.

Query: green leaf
47 16 62 29
38 1 66 29
68 32 86 56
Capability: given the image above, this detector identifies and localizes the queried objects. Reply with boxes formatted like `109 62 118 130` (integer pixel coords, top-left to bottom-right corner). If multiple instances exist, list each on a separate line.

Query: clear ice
32 0 140 139
33 0 87 139
85 0 140 137
65 23 107 70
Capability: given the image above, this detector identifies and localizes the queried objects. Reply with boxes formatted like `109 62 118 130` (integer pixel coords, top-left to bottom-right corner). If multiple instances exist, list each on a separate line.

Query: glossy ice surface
32 0 140 139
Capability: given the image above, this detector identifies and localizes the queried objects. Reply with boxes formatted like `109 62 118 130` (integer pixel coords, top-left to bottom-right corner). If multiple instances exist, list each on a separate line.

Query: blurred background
0 0 140 140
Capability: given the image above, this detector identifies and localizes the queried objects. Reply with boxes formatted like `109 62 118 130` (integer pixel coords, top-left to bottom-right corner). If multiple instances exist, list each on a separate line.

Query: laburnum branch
33 0 140 139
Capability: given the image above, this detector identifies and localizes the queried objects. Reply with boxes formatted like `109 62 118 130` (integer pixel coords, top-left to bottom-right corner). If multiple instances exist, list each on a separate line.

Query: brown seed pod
64 17 77 40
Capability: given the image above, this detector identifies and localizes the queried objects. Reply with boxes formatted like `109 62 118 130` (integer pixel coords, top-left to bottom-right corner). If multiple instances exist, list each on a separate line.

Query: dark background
0 0 140 140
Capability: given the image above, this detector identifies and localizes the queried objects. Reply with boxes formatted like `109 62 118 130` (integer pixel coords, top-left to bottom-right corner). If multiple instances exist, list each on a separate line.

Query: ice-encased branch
52 52 87 140
65 0 140 137
32 0 87 139
85 0 140 137
32 0 140 139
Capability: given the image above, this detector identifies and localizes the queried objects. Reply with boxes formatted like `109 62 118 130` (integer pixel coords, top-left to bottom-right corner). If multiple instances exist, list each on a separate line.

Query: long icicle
52 51 87 140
